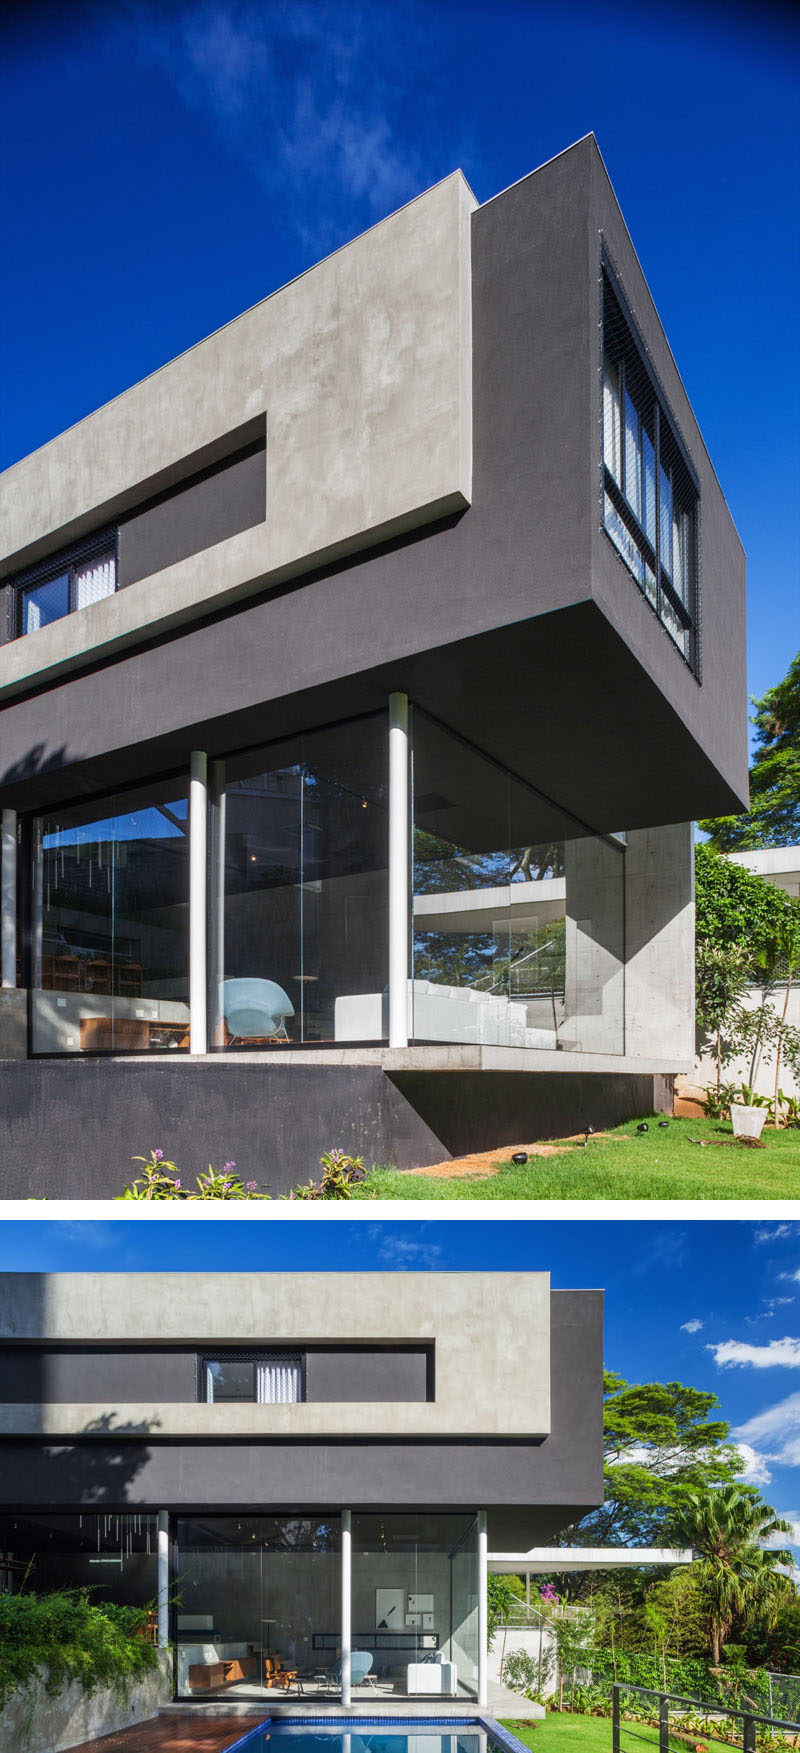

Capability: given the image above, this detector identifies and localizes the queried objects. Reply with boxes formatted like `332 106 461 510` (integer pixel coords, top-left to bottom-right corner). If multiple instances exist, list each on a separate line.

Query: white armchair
406 1652 457 1695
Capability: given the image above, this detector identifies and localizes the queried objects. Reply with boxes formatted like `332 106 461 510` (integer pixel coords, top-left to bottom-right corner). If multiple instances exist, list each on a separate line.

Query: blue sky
2 1215 800 1561
1 0 798 713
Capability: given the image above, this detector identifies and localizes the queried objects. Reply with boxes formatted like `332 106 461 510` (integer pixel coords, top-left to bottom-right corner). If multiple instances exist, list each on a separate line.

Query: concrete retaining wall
1 1650 172 1753
0 1060 669 1197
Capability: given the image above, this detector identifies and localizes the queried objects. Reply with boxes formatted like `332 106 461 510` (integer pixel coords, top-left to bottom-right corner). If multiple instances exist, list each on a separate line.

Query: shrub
0 1587 159 1710
292 1150 367 1199
118 1151 267 1199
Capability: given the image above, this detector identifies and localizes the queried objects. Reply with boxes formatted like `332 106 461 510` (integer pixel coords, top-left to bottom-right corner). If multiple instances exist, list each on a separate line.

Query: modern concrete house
0 135 748 1195
0 1268 608 1709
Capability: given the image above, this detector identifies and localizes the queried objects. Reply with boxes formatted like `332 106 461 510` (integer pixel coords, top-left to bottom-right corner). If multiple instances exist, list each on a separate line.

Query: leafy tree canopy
695 844 800 971
572 1370 744 1548
700 652 800 851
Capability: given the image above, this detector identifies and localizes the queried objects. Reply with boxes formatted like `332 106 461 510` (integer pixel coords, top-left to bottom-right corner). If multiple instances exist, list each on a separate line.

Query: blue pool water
225 1723 515 1753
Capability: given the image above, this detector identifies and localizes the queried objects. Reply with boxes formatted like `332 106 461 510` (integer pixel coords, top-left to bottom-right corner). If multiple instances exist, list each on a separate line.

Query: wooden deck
67 1713 262 1752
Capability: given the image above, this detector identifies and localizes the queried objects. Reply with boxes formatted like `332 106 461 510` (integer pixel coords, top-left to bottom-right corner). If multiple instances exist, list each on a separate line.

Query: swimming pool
224 1720 526 1753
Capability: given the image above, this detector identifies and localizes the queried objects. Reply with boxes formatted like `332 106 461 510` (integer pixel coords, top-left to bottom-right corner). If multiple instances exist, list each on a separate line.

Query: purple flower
223 1161 236 1173
152 1149 164 1161
174 1179 181 1190
246 1181 257 1192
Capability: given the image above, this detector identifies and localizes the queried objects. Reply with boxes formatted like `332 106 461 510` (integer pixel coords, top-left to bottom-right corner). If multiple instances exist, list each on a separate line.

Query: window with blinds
12 528 117 637
601 264 700 676
203 1353 304 1404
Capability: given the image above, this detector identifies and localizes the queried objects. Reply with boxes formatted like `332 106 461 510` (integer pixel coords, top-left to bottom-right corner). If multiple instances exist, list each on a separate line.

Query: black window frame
199 1350 306 1404
600 252 701 679
12 526 118 639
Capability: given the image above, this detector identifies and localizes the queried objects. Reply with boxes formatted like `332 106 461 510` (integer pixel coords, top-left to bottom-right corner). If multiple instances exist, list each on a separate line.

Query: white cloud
681 1318 703 1334
735 1442 773 1487
708 1337 800 1368
116 0 463 253
734 1390 800 1469
755 1224 796 1244
374 1233 442 1269
766 1297 796 1309
762 1512 800 1548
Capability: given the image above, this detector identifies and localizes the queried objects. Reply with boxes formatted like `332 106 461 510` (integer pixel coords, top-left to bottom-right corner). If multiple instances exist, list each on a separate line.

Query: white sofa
406 1653 458 1695
335 980 557 1050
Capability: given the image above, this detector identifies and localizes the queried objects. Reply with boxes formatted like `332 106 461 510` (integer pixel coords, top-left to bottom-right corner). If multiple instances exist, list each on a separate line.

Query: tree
699 651 800 850
675 1486 793 1666
565 1371 742 1549
695 942 750 1099
695 845 800 968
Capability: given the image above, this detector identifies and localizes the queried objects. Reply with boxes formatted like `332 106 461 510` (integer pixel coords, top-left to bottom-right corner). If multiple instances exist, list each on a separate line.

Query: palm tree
676 1486 794 1666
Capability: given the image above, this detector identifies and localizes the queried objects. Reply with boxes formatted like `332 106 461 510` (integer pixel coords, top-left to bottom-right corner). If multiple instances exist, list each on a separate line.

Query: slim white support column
477 1510 488 1709
208 761 226 1046
157 1511 169 1649
341 1509 352 1706
388 692 409 1049
189 751 208 1055
1 809 17 988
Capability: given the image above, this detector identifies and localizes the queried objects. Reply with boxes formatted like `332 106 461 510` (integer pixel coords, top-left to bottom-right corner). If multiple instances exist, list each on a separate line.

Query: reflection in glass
175 1516 341 1700
22 571 70 634
412 712 625 1054
0 1513 157 1611
211 715 388 1048
31 782 189 1054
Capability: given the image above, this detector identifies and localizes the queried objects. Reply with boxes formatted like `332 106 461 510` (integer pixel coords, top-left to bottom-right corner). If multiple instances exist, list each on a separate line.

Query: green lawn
498 1717 683 1753
350 1117 800 1200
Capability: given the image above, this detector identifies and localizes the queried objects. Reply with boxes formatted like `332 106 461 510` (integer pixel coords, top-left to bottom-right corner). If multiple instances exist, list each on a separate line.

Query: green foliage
0 1587 159 1710
502 1647 548 1698
292 1150 367 1200
700 652 800 851
675 1486 794 1666
488 1573 526 1646
570 1370 741 1548
118 1150 266 1199
695 846 800 973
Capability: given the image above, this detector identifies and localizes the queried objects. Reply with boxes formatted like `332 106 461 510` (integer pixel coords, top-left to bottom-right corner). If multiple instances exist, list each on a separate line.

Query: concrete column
389 692 409 1048
157 1511 169 1649
341 1509 352 1706
623 822 694 1063
1 810 17 988
477 1510 488 1709
563 835 625 1054
208 761 226 1046
189 751 208 1055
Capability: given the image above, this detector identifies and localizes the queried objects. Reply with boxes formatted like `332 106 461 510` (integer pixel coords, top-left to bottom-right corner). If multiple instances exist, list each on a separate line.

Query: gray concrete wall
0 1059 671 1197
0 1345 430 1405
563 838 625 1053
117 440 266 588
0 1651 172 1753
624 822 694 1064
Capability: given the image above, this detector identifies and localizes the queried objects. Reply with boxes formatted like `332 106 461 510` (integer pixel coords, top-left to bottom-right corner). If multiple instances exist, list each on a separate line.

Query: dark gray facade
0 1344 431 1405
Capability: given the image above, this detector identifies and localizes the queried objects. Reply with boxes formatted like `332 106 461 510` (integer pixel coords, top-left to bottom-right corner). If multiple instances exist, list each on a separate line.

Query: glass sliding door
210 714 389 1048
30 779 190 1054
352 1512 478 1699
0 1513 157 1611
174 1515 341 1701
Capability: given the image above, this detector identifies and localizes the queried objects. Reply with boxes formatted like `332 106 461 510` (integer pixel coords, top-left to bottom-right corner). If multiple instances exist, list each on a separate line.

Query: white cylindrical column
341 1508 352 1706
189 751 208 1055
157 1511 169 1648
477 1510 488 1709
1 809 17 988
208 761 226 1046
388 692 409 1049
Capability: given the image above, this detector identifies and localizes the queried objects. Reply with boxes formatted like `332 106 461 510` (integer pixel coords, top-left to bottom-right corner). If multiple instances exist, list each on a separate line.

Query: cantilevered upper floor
0 134 746 834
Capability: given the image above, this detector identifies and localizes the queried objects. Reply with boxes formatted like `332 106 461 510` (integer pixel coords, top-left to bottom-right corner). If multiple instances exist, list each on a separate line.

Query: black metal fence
611 1681 800 1753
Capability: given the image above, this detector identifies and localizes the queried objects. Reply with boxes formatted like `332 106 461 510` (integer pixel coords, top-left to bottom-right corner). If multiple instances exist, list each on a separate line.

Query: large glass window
602 267 699 671
30 779 190 1054
210 714 388 1048
15 532 117 637
175 1516 341 1701
412 712 625 1055
352 1512 479 1699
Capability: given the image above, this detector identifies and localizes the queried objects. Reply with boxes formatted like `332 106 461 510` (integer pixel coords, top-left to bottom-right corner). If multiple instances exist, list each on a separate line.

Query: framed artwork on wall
376 1589 404 1630
408 1594 433 1613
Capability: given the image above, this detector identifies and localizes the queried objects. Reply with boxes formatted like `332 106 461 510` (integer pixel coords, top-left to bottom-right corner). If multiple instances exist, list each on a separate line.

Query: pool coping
223 1715 530 1753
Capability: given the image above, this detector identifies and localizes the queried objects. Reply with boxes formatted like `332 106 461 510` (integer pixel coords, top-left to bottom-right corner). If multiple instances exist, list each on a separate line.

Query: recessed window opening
13 529 117 636
203 1353 304 1404
602 266 700 675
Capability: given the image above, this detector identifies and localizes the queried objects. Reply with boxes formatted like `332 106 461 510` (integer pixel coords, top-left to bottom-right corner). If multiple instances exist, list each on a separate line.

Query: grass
498 1717 691 1753
350 1117 800 1200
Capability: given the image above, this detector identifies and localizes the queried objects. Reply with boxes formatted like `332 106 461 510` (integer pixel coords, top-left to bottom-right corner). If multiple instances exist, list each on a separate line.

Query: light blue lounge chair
222 977 295 1043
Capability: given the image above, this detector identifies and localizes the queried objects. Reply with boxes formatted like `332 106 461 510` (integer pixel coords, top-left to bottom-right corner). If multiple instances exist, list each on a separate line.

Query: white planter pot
731 1104 766 1140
